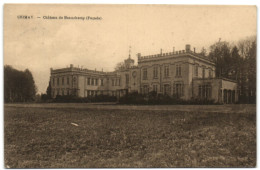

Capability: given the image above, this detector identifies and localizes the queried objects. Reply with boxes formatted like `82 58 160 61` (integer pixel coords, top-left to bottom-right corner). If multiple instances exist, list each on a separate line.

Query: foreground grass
4 105 256 168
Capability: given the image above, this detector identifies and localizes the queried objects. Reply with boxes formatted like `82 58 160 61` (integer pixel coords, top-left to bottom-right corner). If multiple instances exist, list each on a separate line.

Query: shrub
119 92 219 105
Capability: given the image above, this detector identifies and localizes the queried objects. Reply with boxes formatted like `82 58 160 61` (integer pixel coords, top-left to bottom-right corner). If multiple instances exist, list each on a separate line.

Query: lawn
4 104 256 168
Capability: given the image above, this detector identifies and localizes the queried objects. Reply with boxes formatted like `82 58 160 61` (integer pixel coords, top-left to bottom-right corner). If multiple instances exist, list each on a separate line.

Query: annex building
50 44 238 103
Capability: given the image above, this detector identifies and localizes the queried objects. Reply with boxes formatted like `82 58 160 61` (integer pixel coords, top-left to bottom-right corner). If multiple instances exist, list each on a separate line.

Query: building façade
50 44 238 103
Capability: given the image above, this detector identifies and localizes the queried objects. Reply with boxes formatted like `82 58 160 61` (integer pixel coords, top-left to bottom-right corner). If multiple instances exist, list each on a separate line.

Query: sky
4 4 256 94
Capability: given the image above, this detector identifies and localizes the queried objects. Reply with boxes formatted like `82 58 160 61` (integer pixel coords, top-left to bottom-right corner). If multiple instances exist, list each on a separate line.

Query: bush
51 94 117 103
119 92 147 105
53 95 89 103
119 92 219 105
87 95 117 102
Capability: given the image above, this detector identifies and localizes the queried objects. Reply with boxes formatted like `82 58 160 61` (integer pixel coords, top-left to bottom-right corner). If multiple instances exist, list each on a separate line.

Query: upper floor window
57 77 60 85
195 65 198 77
118 78 121 86
53 78 55 86
95 79 98 86
67 77 70 85
209 70 212 78
112 79 115 86
176 64 182 77
87 78 91 85
202 68 205 78
101 79 104 86
153 66 158 78
91 78 94 85
62 77 64 85
164 65 169 77
143 68 148 80
126 74 129 84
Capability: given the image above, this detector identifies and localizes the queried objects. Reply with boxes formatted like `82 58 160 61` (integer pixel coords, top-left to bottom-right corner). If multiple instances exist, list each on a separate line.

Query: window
126 74 129 84
176 64 182 77
67 89 70 95
101 79 104 86
153 84 158 93
164 84 171 95
143 68 148 80
164 65 169 77
153 66 158 78
209 70 212 78
143 85 149 94
57 77 60 85
118 78 121 86
202 68 205 78
53 78 55 86
174 83 183 98
112 79 115 86
195 65 198 77
67 77 70 85
87 78 91 85
95 79 98 86
199 84 212 99
62 77 64 85
62 89 64 96
91 78 94 85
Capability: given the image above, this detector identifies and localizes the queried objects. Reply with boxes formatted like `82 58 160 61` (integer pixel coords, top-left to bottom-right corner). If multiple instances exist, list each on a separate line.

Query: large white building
50 44 238 103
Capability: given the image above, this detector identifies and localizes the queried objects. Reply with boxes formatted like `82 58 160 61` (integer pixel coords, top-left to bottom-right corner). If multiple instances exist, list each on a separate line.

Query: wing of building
50 44 238 104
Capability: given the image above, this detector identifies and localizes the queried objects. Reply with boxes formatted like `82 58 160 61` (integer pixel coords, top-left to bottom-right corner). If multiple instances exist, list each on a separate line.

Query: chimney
194 47 196 53
70 64 73 68
173 47 175 53
185 44 191 52
160 49 163 55
137 53 141 59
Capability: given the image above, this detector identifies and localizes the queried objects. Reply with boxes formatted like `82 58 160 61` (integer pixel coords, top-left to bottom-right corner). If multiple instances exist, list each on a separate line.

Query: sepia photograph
3 4 256 168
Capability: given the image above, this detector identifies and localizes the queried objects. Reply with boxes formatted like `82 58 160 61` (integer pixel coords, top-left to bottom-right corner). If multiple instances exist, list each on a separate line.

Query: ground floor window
152 84 158 93
164 84 171 95
143 85 149 94
173 83 184 98
199 84 212 99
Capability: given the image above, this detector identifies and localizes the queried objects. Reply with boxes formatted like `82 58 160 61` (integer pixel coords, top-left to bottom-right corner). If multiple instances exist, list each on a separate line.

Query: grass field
4 104 256 168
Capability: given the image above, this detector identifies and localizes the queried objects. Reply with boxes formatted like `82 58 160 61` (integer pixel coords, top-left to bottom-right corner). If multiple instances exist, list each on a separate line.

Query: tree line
202 36 256 103
4 65 37 103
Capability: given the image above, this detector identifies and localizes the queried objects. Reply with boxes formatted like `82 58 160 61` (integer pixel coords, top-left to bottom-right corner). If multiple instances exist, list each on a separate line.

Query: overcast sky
4 4 256 94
